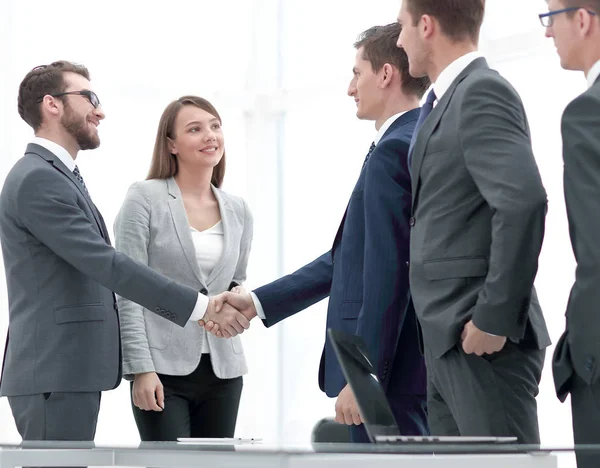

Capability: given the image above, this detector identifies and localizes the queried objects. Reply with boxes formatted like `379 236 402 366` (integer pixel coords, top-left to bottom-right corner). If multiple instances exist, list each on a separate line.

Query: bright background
0 1 586 466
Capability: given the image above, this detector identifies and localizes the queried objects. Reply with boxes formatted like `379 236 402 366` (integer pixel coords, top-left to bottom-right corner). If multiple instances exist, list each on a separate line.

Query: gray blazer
0 144 199 396
553 75 600 400
114 178 251 380
409 58 551 358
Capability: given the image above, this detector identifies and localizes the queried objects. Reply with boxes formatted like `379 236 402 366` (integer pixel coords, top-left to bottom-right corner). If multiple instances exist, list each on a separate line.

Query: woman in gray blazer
114 96 252 441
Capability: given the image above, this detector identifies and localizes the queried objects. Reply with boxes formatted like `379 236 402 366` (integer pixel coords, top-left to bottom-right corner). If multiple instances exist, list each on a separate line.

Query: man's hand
198 295 250 339
201 292 258 337
132 372 164 412
334 384 363 425
461 320 506 356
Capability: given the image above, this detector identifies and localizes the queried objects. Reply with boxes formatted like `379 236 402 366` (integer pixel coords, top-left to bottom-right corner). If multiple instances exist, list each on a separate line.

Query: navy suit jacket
254 109 425 399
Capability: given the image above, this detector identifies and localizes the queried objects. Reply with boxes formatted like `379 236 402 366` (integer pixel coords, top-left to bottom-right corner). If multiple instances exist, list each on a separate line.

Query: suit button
200 288 208 295
586 357 595 371
405 261 410 268
155 307 160 313
172 314 177 320
409 217 416 227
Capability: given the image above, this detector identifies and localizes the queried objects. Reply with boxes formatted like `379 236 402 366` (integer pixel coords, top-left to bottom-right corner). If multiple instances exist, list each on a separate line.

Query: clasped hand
198 287 257 338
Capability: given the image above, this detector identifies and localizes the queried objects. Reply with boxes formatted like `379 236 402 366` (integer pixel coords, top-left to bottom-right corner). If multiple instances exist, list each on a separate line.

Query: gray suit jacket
553 75 600 400
114 178 251 380
409 58 551 358
0 144 200 396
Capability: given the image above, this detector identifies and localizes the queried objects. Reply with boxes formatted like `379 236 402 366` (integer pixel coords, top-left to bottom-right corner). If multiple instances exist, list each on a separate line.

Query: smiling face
59 72 105 150
347 47 386 121
168 105 224 169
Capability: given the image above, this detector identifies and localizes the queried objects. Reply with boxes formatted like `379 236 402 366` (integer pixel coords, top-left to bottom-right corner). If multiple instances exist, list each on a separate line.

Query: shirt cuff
188 293 209 322
250 292 266 320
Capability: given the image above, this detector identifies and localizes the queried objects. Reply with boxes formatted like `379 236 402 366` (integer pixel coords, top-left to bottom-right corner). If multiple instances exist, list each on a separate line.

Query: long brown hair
146 96 226 187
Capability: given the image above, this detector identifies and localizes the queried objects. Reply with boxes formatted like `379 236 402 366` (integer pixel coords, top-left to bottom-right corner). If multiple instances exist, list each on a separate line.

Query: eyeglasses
539 7 597 27
36 90 101 108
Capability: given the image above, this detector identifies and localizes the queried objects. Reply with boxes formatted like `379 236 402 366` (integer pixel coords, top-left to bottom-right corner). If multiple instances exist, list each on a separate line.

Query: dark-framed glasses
36 90 101 108
539 6 597 27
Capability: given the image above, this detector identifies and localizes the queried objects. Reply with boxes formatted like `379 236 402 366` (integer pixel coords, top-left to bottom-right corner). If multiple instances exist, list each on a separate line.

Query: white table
0 442 559 468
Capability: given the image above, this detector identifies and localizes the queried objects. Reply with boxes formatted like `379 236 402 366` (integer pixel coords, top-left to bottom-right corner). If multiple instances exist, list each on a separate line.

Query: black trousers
571 373 600 468
424 340 545 443
132 354 243 441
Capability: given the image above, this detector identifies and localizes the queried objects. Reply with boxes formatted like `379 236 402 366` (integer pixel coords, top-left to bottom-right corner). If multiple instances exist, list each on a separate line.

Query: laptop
327 328 517 445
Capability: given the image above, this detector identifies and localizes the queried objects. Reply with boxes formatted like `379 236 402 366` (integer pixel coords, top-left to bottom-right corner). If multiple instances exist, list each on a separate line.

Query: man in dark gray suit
0 61 248 442
542 1 600 466
396 0 550 442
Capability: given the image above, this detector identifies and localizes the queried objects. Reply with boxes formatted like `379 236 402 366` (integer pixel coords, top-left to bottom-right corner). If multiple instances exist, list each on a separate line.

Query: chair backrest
311 417 351 443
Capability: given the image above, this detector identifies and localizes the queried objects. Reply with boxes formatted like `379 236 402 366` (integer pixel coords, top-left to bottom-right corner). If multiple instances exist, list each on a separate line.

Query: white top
31 137 76 171
433 51 483 104
374 111 409 145
29 137 210 323
587 60 600 88
191 221 224 353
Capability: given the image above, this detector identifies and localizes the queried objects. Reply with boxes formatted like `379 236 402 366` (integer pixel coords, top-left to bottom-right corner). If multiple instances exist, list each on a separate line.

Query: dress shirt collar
31 137 76 171
586 60 600 89
434 51 483 101
374 111 408 145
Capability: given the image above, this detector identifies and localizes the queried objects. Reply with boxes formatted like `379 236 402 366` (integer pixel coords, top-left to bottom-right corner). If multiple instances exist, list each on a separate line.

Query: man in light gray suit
0 61 248 442
397 0 550 442
542 1 600 466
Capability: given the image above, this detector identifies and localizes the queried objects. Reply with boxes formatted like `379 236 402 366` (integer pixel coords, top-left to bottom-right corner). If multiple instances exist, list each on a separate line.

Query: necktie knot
73 165 89 196
362 142 376 169
425 89 437 106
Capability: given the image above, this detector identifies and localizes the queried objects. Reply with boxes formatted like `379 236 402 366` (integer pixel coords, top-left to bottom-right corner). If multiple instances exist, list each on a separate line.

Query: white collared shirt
374 111 408 145
31 137 76 171
433 51 483 103
587 60 600 88
30 136 210 323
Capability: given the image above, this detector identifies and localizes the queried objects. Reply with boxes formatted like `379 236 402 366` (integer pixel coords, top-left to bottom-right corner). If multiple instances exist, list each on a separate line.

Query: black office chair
311 417 351 443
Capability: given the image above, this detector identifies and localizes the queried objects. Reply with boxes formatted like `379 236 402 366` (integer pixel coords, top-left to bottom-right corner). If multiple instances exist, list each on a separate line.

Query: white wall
0 0 585 466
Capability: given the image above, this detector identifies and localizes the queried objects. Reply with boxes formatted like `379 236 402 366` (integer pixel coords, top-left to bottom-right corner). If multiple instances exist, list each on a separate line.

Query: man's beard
61 102 100 151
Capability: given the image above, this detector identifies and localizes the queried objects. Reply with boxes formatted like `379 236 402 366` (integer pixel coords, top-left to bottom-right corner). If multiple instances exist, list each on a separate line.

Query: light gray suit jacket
0 145 199 396
409 58 551 358
114 178 251 380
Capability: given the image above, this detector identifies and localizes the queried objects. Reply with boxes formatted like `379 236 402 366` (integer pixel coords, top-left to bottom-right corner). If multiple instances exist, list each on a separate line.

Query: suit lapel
331 110 420 253
205 186 233 285
166 178 206 286
27 144 106 238
410 58 489 212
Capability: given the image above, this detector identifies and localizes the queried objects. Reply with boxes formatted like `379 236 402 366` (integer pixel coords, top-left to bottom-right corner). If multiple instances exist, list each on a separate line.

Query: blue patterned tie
408 89 437 174
73 165 89 196
362 142 376 170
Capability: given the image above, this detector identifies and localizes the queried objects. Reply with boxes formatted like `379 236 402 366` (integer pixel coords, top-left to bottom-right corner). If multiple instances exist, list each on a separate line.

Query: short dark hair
18 60 90 131
405 0 485 44
354 23 430 99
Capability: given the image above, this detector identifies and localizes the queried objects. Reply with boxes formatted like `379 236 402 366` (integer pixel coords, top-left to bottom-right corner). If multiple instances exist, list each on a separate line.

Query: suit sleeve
562 92 600 382
359 138 412 377
113 183 155 377
231 198 254 288
16 170 198 327
253 251 333 327
459 75 547 338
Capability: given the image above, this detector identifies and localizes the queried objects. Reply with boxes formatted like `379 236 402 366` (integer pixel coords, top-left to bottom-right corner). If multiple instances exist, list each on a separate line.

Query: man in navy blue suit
206 23 430 441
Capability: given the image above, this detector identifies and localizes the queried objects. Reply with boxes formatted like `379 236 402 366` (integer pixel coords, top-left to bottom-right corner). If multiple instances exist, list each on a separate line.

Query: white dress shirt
433 51 483 105
587 60 600 88
191 221 224 353
30 137 209 322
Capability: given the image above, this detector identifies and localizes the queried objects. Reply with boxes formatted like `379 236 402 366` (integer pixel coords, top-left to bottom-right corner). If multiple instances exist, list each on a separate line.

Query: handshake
198 287 258 338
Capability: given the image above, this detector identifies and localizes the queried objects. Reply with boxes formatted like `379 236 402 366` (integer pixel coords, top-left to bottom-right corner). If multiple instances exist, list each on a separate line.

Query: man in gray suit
542 1 600 466
396 0 550 442
0 61 248 442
